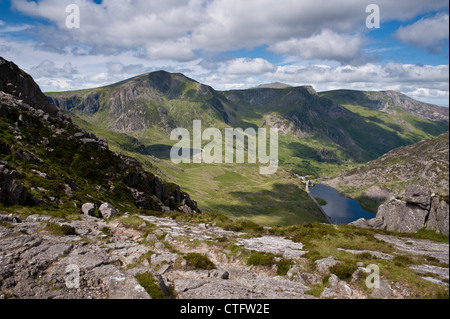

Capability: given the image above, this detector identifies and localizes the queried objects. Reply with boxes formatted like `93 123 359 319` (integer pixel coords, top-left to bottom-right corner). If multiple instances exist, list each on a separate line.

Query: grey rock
404 185 431 210
108 271 151 299
58 252 109 271
150 253 180 266
154 242 166 250
146 233 158 242
375 234 449 264
315 257 342 276
237 236 306 259
376 199 429 233
164 233 174 242
426 198 449 236
0 214 22 224
99 203 118 219
349 218 369 228
323 274 353 299
157 264 171 275
81 203 96 217
0 162 29 206
367 216 385 228
409 264 449 283
371 280 393 299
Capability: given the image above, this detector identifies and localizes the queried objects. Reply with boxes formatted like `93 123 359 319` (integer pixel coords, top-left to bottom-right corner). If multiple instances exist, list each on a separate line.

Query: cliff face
0 57 200 215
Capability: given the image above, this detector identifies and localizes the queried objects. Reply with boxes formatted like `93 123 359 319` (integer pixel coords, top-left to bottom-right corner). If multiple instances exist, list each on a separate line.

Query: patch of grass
135 273 168 299
392 255 416 267
276 259 293 276
0 221 14 229
247 252 275 267
120 216 148 231
101 227 111 236
184 253 216 270
307 284 327 298
329 261 358 281
398 228 449 244
44 222 77 236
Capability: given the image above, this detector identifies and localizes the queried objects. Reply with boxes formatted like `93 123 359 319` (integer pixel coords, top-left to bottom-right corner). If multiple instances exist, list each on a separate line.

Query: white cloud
9 0 450 61
263 63 449 106
0 23 33 33
394 13 449 53
226 58 276 75
269 30 365 63
30 60 78 79
2 1 449 106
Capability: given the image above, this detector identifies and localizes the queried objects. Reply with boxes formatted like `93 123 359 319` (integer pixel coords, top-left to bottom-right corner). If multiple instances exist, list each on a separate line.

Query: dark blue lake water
309 184 375 225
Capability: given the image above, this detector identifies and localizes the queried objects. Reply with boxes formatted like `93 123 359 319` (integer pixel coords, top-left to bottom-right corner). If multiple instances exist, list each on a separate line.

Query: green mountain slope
45 71 449 225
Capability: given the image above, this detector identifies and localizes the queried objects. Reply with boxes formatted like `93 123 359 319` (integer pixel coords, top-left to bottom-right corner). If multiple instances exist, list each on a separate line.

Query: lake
309 184 375 225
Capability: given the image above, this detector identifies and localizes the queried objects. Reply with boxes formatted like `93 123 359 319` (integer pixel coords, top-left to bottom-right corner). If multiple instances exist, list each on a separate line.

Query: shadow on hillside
205 182 328 226
146 144 203 161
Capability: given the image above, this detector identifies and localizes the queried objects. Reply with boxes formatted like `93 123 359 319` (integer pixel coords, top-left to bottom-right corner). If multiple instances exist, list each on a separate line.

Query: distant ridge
252 82 293 89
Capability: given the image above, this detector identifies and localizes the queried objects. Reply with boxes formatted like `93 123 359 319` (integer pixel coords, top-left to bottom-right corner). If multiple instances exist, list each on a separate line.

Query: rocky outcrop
326 132 449 203
0 161 29 206
351 185 449 236
0 57 60 118
1 212 448 299
1 57 200 215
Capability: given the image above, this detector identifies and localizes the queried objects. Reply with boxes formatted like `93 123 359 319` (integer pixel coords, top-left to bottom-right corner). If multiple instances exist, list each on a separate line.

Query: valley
46 71 449 226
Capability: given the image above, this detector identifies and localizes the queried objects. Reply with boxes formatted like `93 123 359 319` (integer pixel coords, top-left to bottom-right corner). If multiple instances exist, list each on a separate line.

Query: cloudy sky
0 0 448 106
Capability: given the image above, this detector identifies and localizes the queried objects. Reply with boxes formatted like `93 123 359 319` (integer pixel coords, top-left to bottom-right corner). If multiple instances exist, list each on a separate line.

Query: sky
0 0 449 106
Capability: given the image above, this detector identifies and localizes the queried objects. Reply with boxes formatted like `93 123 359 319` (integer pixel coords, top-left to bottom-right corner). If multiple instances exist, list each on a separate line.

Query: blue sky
0 0 449 106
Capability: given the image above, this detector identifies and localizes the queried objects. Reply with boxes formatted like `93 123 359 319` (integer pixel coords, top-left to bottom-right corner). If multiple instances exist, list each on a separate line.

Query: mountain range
45 69 449 223
47 70 448 165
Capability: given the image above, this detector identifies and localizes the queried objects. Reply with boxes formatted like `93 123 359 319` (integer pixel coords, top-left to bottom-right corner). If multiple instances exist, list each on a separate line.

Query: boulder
426 198 449 236
349 218 369 229
99 203 118 219
0 162 29 206
371 280 393 299
315 257 342 276
376 199 429 233
404 185 431 210
81 203 96 217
